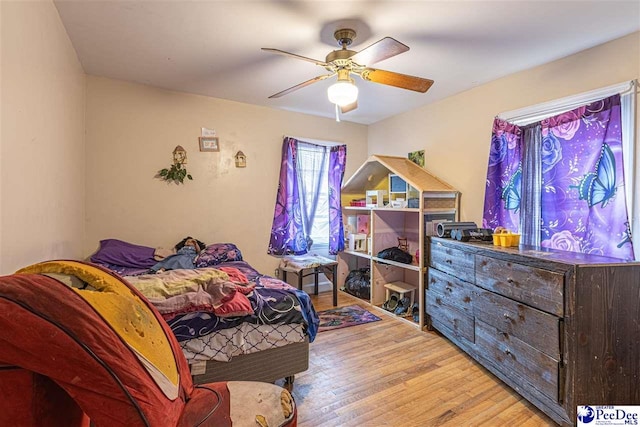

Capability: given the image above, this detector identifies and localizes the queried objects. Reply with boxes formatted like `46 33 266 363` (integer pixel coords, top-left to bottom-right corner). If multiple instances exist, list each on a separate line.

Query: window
268 137 347 256
488 80 638 260
297 142 330 249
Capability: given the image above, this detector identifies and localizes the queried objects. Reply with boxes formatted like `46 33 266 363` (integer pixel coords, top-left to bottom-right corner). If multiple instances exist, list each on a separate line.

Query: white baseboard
301 279 332 295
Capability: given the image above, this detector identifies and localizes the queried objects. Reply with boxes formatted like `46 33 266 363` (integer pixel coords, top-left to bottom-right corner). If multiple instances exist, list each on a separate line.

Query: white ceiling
54 1 640 125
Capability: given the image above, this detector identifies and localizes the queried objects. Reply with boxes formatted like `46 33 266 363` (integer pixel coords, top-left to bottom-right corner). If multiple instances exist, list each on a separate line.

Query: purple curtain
268 137 347 256
483 95 634 260
482 118 523 232
268 137 307 255
540 95 634 260
328 145 347 254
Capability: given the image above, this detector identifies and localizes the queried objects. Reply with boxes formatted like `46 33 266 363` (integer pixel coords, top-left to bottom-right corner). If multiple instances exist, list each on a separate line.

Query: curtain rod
498 80 637 125
284 135 342 146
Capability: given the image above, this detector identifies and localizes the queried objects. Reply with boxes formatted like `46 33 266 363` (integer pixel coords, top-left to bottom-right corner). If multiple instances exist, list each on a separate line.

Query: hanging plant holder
173 145 187 165
157 145 193 184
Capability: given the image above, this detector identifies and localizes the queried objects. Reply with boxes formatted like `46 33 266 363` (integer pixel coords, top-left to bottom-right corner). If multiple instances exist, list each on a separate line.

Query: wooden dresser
426 237 640 426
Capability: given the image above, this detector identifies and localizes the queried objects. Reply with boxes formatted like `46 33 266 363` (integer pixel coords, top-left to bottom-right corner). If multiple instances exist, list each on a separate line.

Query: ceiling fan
262 28 434 118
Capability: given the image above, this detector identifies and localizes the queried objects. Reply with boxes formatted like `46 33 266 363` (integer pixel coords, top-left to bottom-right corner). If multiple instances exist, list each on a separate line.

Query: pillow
90 239 157 268
195 243 243 268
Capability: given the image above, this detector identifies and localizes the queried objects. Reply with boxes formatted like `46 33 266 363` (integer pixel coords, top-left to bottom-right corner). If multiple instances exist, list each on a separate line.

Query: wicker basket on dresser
426 237 640 426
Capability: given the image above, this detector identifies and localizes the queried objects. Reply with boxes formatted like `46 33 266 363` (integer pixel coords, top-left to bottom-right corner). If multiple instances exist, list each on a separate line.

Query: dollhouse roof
342 155 458 195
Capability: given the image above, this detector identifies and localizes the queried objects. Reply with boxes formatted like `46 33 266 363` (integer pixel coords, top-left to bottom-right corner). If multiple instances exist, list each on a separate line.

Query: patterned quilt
126 261 319 343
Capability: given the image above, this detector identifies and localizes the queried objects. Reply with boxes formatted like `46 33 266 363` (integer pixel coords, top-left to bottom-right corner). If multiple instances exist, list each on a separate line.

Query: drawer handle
445 286 453 293
506 278 514 284
445 259 452 264
505 349 515 358
503 313 512 321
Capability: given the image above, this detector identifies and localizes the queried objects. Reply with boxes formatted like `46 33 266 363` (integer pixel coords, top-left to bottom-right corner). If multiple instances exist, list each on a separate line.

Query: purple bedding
165 261 318 342
92 248 319 343
95 262 150 277
90 239 157 268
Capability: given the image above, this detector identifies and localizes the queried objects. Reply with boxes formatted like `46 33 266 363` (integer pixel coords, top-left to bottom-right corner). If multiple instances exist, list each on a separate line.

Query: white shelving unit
338 155 460 329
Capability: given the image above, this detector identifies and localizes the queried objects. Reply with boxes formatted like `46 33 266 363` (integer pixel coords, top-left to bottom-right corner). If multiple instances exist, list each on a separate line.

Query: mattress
180 323 306 363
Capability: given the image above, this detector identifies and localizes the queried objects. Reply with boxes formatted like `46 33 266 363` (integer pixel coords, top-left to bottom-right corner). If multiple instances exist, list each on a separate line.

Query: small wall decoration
201 127 216 137
157 145 193 184
173 145 187 164
408 150 425 167
235 151 246 168
199 136 219 152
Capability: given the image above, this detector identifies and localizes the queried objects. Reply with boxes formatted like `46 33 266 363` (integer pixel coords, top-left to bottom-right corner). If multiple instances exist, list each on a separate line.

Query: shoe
394 297 410 315
382 294 399 312
411 303 420 322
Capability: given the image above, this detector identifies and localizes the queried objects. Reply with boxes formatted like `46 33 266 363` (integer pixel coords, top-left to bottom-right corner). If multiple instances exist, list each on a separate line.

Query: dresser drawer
475 255 564 316
429 242 474 283
428 268 474 313
427 290 475 343
474 289 560 359
475 320 560 402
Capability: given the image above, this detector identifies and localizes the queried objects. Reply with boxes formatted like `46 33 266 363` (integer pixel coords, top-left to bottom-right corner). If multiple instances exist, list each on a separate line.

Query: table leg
331 265 337 306
313 268 319 296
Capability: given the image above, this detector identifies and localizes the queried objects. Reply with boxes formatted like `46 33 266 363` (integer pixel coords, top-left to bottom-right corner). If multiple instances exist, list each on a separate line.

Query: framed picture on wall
199 136 219 152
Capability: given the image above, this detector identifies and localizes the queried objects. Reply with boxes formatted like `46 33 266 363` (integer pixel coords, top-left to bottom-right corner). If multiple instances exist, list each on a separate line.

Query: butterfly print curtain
483 95 634 260
482 118 523 233
268 137 347 255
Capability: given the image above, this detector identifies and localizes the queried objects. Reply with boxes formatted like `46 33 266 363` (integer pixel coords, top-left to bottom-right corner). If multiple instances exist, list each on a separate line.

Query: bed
89 239 319 389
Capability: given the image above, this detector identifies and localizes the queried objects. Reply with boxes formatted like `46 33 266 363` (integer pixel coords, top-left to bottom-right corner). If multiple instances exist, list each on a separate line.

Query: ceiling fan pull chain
335 103 341 122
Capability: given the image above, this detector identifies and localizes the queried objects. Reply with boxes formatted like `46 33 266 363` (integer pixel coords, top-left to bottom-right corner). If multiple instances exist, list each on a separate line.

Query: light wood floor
287 290 557 427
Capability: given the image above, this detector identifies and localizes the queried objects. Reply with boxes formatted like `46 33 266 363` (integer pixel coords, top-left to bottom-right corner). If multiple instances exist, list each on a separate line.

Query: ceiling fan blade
350 37 409 66
268 74 334 99
361 68 434 93
340 101 358 114
261 48 328 67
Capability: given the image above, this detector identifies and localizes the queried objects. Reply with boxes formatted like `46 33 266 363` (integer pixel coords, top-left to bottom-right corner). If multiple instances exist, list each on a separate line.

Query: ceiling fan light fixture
327 79 358 107
264 28 433 114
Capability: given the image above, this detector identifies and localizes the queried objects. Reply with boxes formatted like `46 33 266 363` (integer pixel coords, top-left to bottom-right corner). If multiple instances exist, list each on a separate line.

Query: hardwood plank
288 290 556 426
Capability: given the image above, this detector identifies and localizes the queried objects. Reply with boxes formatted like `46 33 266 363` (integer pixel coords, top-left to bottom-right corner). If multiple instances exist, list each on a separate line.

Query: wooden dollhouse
338 154 460 329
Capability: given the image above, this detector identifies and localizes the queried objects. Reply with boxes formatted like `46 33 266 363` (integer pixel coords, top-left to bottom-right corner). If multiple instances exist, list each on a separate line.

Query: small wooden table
279 255 338 306
383 281 417 309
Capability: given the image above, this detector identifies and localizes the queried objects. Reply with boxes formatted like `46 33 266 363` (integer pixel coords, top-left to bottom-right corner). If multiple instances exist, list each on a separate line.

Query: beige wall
3 2 637 276
0 0 85 274
84 77 368 273
368 32 640 226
